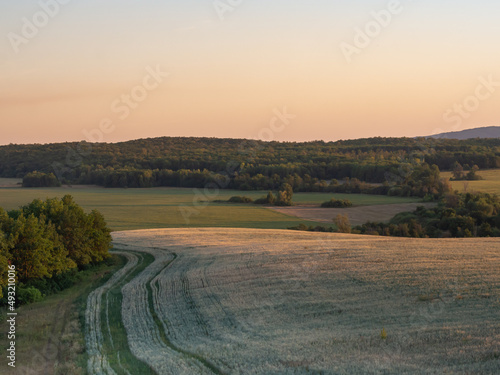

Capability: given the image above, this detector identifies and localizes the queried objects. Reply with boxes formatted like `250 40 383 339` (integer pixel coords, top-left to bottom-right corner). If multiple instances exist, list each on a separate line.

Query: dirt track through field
268 202 437 225
85 251 140 375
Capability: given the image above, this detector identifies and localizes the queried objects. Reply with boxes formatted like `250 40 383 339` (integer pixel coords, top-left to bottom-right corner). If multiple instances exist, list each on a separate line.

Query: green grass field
441 169 500 195
0 183 421 231
292 192 420 205
0 256 124 375
0 178 21 186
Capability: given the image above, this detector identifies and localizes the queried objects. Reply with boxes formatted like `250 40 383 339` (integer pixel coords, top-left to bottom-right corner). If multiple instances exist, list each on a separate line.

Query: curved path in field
85 251 139 375
86 242 222 375
117 243 217 375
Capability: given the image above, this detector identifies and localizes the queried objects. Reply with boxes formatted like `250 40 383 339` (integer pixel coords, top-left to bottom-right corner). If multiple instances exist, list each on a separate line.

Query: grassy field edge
0 255 124 374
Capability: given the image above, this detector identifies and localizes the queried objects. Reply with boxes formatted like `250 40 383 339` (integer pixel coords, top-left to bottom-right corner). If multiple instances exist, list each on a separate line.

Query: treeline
92 162 452 199
451 162 483 181
22 171 60 187
0 196 112 304
2 136 499 186
355 192 500 238
290 192 500 238
23 161 452 200
321 198 353 208
225 184 294 206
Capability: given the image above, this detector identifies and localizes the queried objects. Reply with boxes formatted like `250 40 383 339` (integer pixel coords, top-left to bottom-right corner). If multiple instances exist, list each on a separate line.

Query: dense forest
0 196 111 304
1 137 499 195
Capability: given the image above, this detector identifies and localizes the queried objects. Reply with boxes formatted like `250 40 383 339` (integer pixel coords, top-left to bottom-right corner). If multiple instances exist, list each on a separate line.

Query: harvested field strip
116 243 221 375
269 202 437 225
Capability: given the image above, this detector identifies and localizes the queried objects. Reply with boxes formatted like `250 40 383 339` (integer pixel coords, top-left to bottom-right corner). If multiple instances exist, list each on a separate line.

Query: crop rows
86 228 500 374
117 243 215 375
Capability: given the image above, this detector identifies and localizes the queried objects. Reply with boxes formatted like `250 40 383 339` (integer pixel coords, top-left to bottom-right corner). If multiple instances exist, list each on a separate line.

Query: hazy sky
1 0 499 144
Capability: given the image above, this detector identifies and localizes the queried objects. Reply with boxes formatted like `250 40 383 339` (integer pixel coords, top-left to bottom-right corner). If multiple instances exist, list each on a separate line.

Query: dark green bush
26 268 81 296
22 171 61 187
253 191 276 205
228 196 253 203
321 198 353 208
17 286 43 305
253 197 268 204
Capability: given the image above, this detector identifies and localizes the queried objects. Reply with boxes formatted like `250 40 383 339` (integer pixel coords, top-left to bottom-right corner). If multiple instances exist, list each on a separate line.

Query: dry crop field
87 228 500 374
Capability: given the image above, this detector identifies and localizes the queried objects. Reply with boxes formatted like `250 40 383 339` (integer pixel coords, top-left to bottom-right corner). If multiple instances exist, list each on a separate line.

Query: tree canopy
0 196 111 298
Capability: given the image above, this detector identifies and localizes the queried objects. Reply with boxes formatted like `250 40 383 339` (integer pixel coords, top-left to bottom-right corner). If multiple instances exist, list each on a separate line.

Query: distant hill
428 126 500 140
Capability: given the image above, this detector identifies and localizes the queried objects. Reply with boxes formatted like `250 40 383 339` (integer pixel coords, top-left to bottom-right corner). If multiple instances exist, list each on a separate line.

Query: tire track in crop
85 251 139 375
149 252 226 375
105 252 144 351
118 245 218 375
181 272 210 336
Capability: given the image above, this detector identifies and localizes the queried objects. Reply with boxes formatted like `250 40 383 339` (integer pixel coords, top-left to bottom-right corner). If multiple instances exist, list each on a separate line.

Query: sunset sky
1 0 499 145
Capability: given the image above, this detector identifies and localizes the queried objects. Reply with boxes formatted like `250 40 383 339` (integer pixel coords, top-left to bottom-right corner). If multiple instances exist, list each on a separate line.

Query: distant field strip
270 202 437 225
442 169 500 195
0 185 421 230
86 228 500 374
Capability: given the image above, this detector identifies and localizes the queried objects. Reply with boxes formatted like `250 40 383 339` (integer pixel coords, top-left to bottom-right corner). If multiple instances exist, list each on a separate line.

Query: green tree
335 214 351 233
0 212 10 298
6 214 54 282
266 191 276 205
276 183 293 206
21 195 111 267
452 162 464 180
87 210 113 263
0 197 112 303
466 165 482 180
22 171 61 187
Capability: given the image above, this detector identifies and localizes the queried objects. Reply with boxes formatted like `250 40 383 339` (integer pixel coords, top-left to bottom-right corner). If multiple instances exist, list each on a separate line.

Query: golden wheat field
89 228 500 375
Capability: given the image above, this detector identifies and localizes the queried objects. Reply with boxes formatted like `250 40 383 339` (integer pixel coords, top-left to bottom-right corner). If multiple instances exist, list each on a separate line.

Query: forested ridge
1 136 499 193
